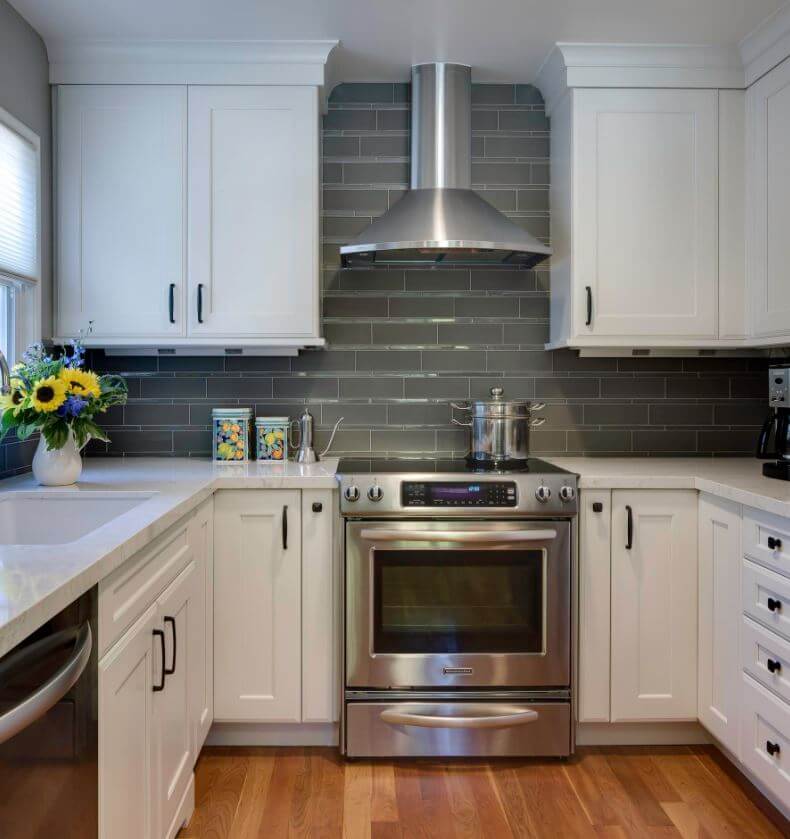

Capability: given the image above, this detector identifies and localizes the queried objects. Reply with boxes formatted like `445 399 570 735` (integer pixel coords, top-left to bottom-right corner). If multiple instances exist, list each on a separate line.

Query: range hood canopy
340 62 551 269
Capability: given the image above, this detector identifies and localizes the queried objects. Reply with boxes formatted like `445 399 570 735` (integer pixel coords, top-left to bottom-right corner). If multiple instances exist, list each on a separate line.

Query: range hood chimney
340 62 552 269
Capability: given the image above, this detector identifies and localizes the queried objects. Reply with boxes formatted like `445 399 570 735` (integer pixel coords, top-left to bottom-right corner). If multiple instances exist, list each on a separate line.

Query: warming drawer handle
0 623 92 746
359 529 557 544
380 705 539 730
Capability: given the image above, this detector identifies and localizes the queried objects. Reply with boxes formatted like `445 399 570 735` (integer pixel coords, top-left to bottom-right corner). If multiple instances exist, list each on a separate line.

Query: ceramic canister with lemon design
212 408 252 462
255 416 289 462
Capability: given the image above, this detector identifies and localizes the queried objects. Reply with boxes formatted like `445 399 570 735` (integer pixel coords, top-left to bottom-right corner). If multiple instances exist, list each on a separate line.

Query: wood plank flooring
178 745 790 838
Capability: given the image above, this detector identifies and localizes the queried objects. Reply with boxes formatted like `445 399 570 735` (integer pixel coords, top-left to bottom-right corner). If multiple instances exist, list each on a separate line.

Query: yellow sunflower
59 368 101 399
31 376 67 413
0 382 27 415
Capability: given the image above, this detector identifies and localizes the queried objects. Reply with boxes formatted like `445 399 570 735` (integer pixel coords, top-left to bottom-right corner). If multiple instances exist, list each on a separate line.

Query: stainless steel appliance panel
346 519 571 689
346 700 571 757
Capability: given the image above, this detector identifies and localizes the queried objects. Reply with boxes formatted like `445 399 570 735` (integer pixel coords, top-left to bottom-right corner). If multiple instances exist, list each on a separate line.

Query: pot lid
468 387 542 418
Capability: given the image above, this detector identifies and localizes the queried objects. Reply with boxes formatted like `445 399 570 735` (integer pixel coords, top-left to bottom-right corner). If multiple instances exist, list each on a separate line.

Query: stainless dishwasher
0 587 97 838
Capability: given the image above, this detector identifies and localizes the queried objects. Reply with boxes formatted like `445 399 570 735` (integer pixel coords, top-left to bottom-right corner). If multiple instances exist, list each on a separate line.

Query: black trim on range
282 505 288 550
153 629 166 692
164 616 176 675
168 283 176 324
625 505 633 550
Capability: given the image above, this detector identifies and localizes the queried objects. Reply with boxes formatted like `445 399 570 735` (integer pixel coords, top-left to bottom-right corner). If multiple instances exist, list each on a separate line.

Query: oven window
373 549 544 654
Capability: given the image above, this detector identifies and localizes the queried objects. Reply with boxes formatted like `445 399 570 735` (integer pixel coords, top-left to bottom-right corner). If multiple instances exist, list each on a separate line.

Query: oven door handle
359 528 557 544
380 705 539 729
0 622 92 746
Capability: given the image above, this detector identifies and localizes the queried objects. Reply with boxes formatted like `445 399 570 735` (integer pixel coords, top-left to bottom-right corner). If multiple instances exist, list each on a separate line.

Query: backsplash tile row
0 82 764 476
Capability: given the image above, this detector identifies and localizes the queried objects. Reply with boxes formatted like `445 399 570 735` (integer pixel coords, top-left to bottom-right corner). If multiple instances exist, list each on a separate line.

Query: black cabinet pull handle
592 502 603 513
766 741 781 757
767 597 782 613
767 536 782 551
152 629 166 692
767 658 782 674
168 284 176 324
282 505 288 550
163 616 176 675
585 286 593 327
312 502 323 513
197 283 204 324
625 505 633 550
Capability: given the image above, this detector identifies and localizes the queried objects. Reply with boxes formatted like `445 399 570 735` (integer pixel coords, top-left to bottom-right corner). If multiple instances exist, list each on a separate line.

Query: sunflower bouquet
0 339 128 451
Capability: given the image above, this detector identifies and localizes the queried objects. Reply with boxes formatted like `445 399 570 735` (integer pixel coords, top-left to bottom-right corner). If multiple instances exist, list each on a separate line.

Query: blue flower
57 395 88 419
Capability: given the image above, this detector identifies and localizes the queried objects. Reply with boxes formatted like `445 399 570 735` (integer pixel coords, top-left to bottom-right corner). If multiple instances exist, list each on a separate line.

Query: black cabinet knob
312 502 323 513
767 536 783 551
767 597 783 613
592 502 604 513
766 740 781 757
767 658 782 674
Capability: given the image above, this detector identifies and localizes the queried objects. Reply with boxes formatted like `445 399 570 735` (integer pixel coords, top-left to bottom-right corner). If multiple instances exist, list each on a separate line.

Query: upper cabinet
746 56 790 340
51 41 334 351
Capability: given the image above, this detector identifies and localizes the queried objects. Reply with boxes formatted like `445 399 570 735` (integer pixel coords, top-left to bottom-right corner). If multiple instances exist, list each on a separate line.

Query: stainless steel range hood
340 62 551 269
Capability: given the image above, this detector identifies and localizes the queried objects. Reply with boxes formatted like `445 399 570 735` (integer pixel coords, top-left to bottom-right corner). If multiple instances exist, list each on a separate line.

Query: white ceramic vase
32 430 83 486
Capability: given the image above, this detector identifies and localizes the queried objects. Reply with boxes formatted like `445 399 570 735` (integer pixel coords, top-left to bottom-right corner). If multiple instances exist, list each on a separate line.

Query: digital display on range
402 481 517 507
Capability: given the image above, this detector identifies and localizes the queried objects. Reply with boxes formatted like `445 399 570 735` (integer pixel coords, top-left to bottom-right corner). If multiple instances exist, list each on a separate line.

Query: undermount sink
0 492 155 546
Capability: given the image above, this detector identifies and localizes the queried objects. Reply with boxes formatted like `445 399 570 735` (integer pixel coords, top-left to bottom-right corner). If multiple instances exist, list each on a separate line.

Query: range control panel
402 481 517 508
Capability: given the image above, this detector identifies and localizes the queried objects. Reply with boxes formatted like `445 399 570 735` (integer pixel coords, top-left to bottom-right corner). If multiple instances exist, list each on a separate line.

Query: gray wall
84 82 767 461
0 0 51 477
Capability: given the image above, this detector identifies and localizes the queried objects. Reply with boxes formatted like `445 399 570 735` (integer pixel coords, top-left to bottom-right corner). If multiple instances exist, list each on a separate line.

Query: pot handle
450 403 472 427
530 417 546 427
530 402 546 412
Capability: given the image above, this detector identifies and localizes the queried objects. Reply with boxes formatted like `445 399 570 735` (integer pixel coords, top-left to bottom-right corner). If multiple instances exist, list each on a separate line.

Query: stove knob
367 484 384 502
559 485 576 502
535 485 552 503
344 485 360 502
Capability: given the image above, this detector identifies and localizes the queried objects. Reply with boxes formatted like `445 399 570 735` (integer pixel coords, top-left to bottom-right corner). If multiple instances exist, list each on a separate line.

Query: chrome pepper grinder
293 409 343 464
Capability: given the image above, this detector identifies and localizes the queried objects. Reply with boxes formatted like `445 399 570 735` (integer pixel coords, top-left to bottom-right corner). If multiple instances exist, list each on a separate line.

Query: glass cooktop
337 457 572 476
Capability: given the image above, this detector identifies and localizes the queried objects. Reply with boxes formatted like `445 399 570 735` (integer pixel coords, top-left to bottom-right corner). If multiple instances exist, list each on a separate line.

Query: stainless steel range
338 458 578 758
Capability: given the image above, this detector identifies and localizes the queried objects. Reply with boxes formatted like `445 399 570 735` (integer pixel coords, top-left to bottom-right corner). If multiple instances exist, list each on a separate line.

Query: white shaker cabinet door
214 490 302 722
697 494 741 754
98 605 158 839
747 57 790 340
187 86 320 339
55 85 187 340
573 89 718 339
610 490 698 721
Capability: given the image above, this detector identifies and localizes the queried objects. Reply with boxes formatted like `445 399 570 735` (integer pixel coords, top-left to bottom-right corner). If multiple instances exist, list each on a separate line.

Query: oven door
346 519 570 689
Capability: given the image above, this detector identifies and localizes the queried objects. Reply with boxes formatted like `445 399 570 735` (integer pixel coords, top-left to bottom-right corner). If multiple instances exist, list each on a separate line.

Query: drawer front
99 516 193 656
742 617 790 704
742 559 790 644
345 701 571 758
743 508 790 578
739 674 790 806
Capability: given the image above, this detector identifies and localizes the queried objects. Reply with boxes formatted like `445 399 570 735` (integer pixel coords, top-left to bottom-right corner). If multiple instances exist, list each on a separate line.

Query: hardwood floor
179 745 790 838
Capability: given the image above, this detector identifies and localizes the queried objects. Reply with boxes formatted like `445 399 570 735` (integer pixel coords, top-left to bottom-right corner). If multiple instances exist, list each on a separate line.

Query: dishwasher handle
359 528 557 544
0 622 93 746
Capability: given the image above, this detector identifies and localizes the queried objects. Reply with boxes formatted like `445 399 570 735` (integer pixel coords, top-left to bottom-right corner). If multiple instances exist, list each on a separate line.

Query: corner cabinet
54 84 322 351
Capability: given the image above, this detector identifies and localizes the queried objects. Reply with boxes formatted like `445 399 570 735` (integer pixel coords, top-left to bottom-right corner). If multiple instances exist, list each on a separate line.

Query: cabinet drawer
99 517 193 656
742 617 790 704
743 509 790 578
739 674 790 807
742 559 790 644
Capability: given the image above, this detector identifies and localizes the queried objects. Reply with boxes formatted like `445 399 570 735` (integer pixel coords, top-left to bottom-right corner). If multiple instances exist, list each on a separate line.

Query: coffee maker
757 366 790 480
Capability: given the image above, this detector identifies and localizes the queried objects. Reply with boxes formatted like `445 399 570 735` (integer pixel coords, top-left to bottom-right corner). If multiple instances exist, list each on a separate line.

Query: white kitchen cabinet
98 604 158 839
187 85 320 340
577 490 612 723
213 490 302 722
746 56 790 342
55 85 187 341
610 490 698 721
698 494 742 754
190 498 214 751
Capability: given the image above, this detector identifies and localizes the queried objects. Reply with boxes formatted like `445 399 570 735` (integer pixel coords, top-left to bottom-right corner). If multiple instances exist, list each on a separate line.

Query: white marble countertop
0 457 339 658
548 457 790 518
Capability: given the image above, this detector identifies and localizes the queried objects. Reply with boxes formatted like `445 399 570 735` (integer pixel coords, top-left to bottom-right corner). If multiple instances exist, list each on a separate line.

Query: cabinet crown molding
740 3 790 86
48 39 338 88
535 42 744 114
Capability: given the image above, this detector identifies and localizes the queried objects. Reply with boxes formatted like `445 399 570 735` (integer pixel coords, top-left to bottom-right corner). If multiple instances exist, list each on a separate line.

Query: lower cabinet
98 502 213 839
698 493 741 754
213 488 339 724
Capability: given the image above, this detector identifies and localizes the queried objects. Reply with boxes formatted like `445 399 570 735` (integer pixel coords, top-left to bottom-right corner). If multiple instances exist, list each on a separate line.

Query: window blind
0 117 38 285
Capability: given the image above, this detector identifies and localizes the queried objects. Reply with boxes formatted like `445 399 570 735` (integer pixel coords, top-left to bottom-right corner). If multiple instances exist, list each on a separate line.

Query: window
0 106 41 365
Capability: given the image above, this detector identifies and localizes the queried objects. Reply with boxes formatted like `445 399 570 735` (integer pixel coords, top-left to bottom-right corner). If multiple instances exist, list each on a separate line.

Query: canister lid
255 416 290 425
212 408 252 419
